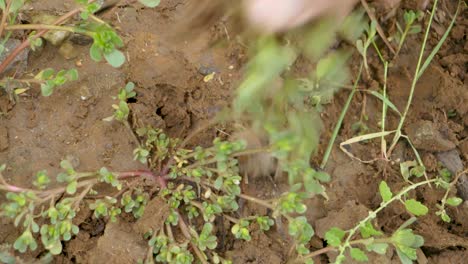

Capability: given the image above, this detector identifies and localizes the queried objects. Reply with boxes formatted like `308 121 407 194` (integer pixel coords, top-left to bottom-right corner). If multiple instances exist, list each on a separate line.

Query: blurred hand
243 0 358 33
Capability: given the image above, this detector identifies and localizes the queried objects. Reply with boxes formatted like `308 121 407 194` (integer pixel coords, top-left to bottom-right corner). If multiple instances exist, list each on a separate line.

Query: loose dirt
0 0 466 263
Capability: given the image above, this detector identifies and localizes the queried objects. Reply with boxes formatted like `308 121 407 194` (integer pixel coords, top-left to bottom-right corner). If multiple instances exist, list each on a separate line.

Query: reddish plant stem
118 170 167 188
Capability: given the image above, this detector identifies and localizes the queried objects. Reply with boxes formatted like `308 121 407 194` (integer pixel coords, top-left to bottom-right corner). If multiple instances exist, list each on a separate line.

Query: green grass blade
320 64 363 169
417 1 460 80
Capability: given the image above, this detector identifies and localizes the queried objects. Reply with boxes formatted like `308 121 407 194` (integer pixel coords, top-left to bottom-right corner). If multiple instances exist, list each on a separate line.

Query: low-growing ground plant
0 0 465 263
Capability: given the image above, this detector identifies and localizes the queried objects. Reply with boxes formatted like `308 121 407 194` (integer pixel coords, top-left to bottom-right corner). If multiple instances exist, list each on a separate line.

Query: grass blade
417 2 460 80
320 64 363 169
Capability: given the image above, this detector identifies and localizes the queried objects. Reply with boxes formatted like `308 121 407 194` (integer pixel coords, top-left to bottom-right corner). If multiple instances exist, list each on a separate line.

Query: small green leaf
366 243 388 255
35 68 54 80
324 227 345 247
350 248 368 262
379 181 392 202
138 0 160 7
104 49 125 68
67 69 79 81
66 181 78 195
125 82 135 92
446 197 462 207
408 25 422 34
396 248 413 264
10 0 24 13
355 39 364 54
314 171 331 182
89 43 102 62
440 211 451 222
41 82 54 96
359 221 382 238
47 240 63 255
404 199 428 216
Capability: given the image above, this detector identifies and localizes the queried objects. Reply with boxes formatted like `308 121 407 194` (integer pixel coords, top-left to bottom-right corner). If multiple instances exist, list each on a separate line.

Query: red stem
118 170 167 188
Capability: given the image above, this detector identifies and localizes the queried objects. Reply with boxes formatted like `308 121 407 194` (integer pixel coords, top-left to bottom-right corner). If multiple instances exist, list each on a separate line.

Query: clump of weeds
0 0 466 263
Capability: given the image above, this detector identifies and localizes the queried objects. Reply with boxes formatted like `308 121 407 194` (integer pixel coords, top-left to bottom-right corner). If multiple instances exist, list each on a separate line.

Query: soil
0 0 467 263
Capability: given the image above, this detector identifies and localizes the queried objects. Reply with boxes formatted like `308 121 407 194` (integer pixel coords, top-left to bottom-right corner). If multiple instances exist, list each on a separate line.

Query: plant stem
4 24 93 36
360 0 396 55
320 64 363 169
396 22 413 56
0 0 12 39
238 193 275 210
371 41 385 64
380 61 389 158
335 178 437 259
440 169 468 208
176 212 208 264
0 78 43 85
388 0 439 155
303 237 391 259
183 147 271 171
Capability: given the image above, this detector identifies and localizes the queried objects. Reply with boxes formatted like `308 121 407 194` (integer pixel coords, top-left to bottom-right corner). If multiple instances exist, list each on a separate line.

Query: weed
356 20 377 76
393 10 424 55
0 1 464 263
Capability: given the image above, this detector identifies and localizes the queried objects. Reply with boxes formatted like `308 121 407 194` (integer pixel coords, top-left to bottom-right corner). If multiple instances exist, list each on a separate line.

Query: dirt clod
406 120 456 152
132 197 169 236
88 221 147 264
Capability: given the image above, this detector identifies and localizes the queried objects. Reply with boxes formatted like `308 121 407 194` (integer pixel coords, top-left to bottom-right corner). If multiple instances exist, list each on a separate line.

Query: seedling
393 10 424 55
356 20 377 76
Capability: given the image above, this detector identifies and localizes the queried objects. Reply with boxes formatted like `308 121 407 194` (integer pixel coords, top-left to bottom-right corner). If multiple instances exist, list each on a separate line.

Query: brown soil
0 0 466 263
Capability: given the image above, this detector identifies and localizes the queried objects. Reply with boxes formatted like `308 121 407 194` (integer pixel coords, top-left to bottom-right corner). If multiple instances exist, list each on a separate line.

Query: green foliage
400 160 425 181
28 32 43 51
445 197 462 207
89 25 125 67
359 221 382 238
121 189 149 219
350 247 368 262
404 199 428 216
197 223 217 250
379 181 393 203
99 167 122 190
231 220 251 241
0 0 23 13
438 167 452 183
149 235 194 264
256 216 274 231
366 243 388 255
391 229 424 263
90 197 121 222
14 230 37 253
108 82 136 122
33 170 50 190
325 227 346 247
393 10 424 54
278 192 307 214
34 68 79 96
355 20 377 75
288 216 314 255
75 0 102 20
